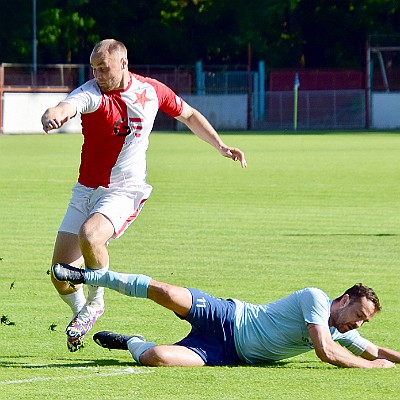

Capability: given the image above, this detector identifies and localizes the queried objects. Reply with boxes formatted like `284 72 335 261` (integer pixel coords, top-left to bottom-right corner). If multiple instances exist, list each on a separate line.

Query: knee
78 216 113 249
78 224 107 254
78 223 95 247
139 347 173 367
51 271 80 295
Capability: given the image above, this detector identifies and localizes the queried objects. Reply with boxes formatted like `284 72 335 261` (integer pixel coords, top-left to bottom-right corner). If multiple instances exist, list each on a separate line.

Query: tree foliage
38 0 98 63
0 0 399 68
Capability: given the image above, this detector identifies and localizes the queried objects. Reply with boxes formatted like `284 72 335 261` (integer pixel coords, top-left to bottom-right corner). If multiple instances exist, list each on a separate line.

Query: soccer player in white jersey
52 263 400 368
41 39 247 352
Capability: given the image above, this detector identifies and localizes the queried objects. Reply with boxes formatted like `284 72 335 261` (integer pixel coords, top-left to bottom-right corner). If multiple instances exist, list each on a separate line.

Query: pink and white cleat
66 303 104 352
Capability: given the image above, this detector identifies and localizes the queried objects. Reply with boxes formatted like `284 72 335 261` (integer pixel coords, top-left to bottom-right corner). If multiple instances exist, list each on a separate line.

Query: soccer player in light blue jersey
52 263 400 368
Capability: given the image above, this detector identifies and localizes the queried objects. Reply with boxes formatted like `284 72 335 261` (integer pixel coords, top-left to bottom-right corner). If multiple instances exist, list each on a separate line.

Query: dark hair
335 283 382 312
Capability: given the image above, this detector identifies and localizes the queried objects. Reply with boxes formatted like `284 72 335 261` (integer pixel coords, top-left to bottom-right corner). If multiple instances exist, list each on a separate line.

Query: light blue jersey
233 288 371 364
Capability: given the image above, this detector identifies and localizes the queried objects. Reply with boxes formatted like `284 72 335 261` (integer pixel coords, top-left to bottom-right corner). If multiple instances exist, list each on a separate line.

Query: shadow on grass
0 358 135 369
0 358 331 370
238 361 291 368
238 360 325 369
284 233 399 237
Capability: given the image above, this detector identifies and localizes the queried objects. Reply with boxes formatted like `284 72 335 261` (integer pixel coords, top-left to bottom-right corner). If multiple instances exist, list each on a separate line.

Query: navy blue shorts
174 288 242 366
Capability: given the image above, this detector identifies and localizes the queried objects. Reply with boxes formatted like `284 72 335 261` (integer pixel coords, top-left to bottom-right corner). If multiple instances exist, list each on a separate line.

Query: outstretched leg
52 264 193 317
139 345 205 366
93 331 205 366
53 264 203 365
147 280 192 318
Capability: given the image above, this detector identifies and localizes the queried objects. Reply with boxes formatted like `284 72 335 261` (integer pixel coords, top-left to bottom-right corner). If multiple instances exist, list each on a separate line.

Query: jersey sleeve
63 80 102 114
334 330 372 355
298 288 331 328
147 78 183 117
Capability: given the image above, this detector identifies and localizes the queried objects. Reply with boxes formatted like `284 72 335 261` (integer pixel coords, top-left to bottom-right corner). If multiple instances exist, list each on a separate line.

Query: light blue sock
127 337 156 365
83 270 151 298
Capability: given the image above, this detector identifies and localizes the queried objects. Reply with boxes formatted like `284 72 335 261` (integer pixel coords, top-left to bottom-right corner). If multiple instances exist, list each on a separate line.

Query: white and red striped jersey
63 72 183 188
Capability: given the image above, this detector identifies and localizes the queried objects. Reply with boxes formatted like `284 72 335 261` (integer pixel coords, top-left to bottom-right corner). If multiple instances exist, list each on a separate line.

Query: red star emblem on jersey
134 89 151 108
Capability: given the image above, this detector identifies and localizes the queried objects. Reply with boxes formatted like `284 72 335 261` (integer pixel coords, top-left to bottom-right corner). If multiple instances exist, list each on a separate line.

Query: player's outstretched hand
370 359 396 368
220 146 247 168
41 102 76 133
42 116 65 133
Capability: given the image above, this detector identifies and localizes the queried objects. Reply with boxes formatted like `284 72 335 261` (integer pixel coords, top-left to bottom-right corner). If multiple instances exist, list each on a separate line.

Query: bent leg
139 345 205 367
79 213 114 270
79 213 114 308
51 231 84 295
51 231 86 316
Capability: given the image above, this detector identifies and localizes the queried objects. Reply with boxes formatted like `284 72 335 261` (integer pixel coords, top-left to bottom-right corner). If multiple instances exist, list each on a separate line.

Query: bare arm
41 102 77 133
360 342 400 363
308 324 395 368
175 101 247 168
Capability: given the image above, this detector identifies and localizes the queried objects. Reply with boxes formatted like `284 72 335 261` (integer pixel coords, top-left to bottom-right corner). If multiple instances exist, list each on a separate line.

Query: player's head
90 39 129 92
337 284 381 312
330 284 381 333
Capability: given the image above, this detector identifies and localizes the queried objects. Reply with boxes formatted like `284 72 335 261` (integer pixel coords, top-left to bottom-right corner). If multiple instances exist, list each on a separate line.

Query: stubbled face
330 295 377 333
90 51 125 92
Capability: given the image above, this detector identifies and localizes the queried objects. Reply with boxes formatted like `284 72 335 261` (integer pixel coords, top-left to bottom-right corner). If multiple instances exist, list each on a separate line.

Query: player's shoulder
80 78 102 93
296 287 330 302
69 78 101 97
298 287 327 295
130 72 170 92
131 72 160 85
66 78 102 113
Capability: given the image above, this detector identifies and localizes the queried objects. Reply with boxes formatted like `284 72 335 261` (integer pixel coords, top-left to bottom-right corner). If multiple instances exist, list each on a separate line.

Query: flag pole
293 73 299 131
32 0 37 86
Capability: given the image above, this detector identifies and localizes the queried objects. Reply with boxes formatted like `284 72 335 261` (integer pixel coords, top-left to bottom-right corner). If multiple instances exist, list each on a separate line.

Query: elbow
314 345 336 364
177 102 195 122
315 350 330 363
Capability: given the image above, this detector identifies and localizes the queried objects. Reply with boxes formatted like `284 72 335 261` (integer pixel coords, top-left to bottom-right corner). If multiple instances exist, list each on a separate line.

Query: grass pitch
0 131 399 399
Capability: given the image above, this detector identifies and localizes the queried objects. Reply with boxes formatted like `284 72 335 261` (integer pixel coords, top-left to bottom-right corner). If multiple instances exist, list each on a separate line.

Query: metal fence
1 63 367 130
0 63 195 94
0 63 254 94
253 90 366 130
204 71 251 94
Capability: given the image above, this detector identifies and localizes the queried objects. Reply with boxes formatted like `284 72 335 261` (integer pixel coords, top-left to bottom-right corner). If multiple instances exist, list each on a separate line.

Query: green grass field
1 131 400 399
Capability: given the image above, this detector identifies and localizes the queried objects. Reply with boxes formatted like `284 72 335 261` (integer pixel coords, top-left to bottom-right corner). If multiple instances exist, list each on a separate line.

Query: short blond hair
92 39 127 58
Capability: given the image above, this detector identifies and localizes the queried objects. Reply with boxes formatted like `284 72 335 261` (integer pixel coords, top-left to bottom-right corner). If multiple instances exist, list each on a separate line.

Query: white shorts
59 182 152 239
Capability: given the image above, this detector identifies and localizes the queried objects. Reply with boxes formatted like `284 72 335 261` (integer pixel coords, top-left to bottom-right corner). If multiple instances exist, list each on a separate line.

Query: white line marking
0 367 153 385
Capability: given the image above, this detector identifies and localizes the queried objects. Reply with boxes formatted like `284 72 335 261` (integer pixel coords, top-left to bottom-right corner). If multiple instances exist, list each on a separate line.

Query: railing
0 63 370 131
0 63 255 94
254 90 365 130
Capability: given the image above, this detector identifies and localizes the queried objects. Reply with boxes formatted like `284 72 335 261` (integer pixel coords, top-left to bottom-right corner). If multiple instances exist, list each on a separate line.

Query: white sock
59 286 86 317
86 265 109 309
87 285 105 308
